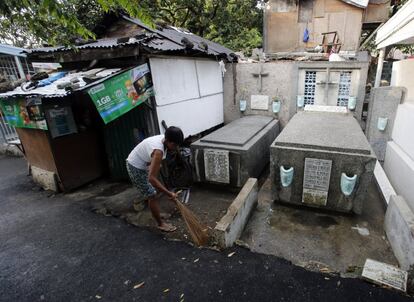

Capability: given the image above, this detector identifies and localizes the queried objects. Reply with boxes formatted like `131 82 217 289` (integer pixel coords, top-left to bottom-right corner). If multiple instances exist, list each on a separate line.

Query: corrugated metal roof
26 16 236 61
0 44 26 57
0 68 121 99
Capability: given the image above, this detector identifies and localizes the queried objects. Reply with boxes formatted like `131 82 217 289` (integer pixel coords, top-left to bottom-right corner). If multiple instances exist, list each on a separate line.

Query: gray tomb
192 115 279 187
270 111 376 214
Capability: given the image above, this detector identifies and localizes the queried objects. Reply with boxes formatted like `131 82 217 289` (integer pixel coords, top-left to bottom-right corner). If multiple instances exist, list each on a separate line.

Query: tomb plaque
204 149 230 184
251 95 269 111
362 259 407 292
302 158 332 206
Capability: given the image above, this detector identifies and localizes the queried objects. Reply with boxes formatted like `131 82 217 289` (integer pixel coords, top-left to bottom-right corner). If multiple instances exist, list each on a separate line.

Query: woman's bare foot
157 222 177 232
160 212 172 220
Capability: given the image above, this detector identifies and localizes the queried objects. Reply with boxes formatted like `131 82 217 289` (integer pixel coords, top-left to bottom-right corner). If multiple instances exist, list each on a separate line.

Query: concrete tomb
270 110 376 214
192 115 279 187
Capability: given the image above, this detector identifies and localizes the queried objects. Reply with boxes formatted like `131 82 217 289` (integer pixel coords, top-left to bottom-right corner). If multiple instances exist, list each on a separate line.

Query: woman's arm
148 149 176 200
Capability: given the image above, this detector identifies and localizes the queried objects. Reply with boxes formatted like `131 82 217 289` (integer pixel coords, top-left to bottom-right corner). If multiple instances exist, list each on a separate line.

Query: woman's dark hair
165 126 184 145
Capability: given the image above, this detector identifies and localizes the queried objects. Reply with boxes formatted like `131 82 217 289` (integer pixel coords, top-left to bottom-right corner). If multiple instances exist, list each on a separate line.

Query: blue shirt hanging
303 28 309 43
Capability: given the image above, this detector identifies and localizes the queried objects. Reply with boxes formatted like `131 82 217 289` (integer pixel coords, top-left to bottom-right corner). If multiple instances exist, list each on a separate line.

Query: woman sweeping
126 126 184 232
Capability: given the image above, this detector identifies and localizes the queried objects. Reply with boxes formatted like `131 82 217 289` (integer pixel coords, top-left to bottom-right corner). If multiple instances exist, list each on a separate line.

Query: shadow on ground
241 177 397 276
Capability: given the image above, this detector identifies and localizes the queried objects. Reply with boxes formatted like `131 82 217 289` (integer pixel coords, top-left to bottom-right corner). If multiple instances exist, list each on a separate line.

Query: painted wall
150 57 224 137
383 60 414 211
264 0 364 53
391 59 414 104
223 61 368 128
223 61 298 128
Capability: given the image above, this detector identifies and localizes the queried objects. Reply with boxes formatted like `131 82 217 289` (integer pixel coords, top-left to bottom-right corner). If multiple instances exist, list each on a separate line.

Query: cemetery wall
223 60 369 129
223 61 298 128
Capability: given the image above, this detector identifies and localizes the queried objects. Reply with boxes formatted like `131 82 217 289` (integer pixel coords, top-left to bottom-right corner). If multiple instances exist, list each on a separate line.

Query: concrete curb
214 178 258 248
0 143 23 157
384 195 414 271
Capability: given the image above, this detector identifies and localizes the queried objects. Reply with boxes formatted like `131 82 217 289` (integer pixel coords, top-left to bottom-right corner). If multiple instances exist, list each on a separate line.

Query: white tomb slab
304 105 348 113
384 141 414 212
362 258 408 292
250 95 269 110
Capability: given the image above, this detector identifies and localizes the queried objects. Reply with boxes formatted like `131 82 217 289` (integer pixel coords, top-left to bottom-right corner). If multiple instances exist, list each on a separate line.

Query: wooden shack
264 0 391 53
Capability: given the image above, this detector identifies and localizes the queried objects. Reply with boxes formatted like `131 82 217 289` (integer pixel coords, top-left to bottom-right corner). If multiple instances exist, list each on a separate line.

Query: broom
174 194 209 246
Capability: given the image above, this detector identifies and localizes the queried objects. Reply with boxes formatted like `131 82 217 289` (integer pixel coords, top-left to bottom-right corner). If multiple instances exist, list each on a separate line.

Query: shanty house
0 15 235 191
264 0 391 53
0 44 34 81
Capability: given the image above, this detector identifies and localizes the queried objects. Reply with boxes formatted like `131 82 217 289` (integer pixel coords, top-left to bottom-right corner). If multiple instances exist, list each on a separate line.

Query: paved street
0 155 412 302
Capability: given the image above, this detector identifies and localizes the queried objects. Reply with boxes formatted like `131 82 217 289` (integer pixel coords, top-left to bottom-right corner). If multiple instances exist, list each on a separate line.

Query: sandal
157 222 177 232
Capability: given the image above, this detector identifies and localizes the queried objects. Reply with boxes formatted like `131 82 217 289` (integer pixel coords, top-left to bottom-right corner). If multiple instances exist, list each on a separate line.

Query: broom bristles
175 199 209 246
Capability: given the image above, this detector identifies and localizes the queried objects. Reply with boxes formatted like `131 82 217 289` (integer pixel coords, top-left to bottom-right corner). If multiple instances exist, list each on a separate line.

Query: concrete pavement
0 155 412 302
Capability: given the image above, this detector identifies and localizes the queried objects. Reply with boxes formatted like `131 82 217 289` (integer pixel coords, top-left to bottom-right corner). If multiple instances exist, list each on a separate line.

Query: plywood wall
265 0 364 53
149 57 224 137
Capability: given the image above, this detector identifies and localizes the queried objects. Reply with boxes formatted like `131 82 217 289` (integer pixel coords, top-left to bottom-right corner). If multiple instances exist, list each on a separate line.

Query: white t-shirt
127 135 166 170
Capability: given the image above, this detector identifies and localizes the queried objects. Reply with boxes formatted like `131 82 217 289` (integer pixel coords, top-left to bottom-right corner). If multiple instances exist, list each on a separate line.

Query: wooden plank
345 10 364 50
313 17 329 45
325 0 360 12
266 12 299 52
313 0 326 17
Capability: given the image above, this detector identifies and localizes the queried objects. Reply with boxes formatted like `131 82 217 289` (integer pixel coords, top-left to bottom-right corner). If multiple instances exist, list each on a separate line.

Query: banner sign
0 97 48 130
45 105 77 138
87 64 154 124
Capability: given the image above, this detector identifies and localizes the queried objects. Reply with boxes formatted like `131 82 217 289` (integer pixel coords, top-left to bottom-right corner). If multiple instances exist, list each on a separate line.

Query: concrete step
384 195 414 271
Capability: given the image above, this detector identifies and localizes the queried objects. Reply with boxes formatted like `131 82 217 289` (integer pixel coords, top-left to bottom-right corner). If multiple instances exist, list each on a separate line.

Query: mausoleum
270 108 376 214
192 115 279 187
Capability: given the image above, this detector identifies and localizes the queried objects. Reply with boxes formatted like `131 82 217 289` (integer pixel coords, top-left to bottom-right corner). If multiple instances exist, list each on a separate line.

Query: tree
0 0 151 47
141 0 263 55
0 0 263 55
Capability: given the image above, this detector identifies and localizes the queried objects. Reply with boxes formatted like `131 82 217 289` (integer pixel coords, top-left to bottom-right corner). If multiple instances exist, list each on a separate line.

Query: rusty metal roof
26 16 236 62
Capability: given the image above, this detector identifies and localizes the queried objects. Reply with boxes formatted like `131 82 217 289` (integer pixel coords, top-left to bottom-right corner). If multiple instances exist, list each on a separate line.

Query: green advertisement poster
0 97 48 130
88 64 154 124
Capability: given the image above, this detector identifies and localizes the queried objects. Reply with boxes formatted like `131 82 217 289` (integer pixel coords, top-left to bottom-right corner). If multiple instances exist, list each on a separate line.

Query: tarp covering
376 0 414 48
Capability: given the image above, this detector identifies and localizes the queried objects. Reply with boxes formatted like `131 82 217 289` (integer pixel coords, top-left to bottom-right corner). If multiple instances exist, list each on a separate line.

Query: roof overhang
0 44 26 57
340 0 369 8
376 0 414 48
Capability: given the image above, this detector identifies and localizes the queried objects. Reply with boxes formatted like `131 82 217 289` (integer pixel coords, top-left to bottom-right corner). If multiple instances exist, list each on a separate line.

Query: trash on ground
133 282 145 289
351 225 370 236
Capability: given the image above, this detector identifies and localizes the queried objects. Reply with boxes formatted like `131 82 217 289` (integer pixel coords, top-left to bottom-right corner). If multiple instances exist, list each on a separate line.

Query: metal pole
14 56 26 79
374 48 385 88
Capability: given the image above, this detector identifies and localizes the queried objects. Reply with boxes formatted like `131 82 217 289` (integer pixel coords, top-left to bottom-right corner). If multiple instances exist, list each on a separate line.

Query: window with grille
0 55 34 81
337 71 352 107
304 71 316 105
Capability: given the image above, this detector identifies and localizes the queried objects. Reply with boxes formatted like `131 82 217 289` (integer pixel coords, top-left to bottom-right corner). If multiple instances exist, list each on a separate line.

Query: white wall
383 60 414 211
150 57 224 137
391 59 414 104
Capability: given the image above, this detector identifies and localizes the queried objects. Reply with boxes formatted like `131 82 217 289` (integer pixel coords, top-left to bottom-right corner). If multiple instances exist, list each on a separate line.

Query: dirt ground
240 177 398 276
78 181 237 246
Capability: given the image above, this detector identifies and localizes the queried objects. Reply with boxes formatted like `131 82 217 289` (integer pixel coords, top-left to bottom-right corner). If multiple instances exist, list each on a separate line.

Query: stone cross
252 63 269 93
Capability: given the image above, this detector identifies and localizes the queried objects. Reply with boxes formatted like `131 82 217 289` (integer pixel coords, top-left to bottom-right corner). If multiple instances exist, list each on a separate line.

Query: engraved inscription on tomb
204 149 230 184
302 158 332 206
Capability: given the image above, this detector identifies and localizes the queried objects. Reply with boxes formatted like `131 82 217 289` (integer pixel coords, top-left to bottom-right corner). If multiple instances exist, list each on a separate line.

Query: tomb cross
252 64 269 93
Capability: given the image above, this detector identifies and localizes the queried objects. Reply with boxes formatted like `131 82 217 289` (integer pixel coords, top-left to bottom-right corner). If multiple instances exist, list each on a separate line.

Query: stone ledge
31 166 59 192
374 161 396 206
214 178 258 248
384 195 414 271
0 143 23 157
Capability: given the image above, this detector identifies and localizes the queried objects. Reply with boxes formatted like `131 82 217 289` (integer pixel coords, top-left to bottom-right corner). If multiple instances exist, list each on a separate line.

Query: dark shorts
126 161 157 199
